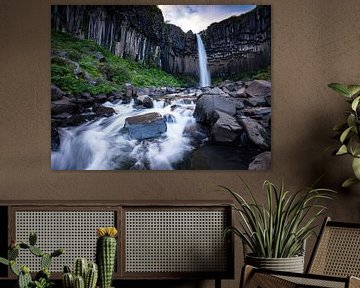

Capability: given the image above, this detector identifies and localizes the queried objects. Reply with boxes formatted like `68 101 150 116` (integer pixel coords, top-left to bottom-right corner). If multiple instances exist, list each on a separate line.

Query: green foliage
221 178 335 258
329 83 360 187
51 31 186 95
32 278 54 288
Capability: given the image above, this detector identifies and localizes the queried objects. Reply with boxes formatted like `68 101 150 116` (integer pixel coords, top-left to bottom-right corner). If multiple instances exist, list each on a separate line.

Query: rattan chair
241 217 360 288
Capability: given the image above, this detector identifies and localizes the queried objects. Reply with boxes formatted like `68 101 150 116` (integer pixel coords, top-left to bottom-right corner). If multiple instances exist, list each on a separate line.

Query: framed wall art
51 5 271 170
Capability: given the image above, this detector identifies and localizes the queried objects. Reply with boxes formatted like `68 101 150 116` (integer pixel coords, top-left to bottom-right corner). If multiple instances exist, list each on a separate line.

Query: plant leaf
342 177 360 188
348 85 360 97
347 114 356 128
349 135 360 157
336 145 348 155
0 257 9 266
352 157 360 179
351 96 360 111
340 126 353 143
328 83 351 97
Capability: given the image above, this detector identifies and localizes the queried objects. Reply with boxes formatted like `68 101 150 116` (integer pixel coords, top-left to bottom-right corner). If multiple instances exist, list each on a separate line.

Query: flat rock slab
124 112 167 140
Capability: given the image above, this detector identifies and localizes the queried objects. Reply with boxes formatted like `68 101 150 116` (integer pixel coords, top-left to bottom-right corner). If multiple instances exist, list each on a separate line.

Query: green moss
51 31 186 95
79 56 102 78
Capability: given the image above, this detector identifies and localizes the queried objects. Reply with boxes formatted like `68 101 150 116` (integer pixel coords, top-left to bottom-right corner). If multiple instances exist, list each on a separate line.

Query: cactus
29 245 44 257
19 243 30 249
10 260 20 276
9 246 19 260
29 232 37 246
0 257 9 266
74 258 88 279
63 259 98 288
51 248 64 257
74 275 85 288
64 265 72 273
0 232 64 288
85 263 98 288
41 253 52 270
63 272 74 288
35 268 50 281
18 270 32 288
96 227 118 288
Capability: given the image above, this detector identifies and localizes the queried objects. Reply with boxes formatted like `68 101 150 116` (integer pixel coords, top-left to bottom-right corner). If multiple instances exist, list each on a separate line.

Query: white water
196 34 211 87
51 96 200 170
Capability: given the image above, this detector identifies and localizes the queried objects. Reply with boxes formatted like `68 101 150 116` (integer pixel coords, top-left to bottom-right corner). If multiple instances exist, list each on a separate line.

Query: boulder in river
124 83 135 98
51 97 78 115
124 112 167 140
93 104 115 117
211 111 243 143
51 84 65 101
248 151 271 170
238 116 270 149
245 80 271 98
93 93 108 103
136 87 150 97
136 95 154 108
194 94 237 124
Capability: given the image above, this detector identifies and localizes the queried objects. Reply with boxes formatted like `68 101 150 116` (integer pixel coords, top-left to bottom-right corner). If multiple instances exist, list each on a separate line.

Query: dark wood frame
0 201 234 284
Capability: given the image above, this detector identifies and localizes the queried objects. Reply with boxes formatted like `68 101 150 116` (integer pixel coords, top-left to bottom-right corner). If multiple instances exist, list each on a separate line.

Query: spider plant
222 179 335 258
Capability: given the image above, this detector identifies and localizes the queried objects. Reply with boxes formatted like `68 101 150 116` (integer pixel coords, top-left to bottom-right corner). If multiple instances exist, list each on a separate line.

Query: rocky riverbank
51 79 271 170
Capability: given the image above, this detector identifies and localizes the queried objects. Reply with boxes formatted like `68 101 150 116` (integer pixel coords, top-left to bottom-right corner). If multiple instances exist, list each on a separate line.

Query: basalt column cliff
51 5 270 80
202 6 270 78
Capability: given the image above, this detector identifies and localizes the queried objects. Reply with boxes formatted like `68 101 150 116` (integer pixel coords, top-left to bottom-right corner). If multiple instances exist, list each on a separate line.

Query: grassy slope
51 31 186 95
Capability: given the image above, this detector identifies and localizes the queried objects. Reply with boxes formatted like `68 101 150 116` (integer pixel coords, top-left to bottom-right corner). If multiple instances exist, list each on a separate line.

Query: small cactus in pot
62 259 98 288
96 227 118 288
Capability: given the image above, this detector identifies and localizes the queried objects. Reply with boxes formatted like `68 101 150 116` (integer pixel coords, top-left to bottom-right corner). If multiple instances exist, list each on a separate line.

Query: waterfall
196 34 211 87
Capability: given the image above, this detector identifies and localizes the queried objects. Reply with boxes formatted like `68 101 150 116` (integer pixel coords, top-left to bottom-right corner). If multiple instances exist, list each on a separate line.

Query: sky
158 5 256 33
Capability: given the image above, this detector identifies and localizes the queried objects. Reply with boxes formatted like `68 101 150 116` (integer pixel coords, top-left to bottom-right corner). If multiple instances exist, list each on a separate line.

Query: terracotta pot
245 254 305 273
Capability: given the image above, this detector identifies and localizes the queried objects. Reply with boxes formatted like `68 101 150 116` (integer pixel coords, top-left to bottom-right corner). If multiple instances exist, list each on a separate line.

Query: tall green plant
328 83 360 187
222 179 334 258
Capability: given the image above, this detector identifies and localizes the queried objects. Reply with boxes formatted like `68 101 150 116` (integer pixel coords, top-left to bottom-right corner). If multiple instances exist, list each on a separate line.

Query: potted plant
222 179 334 273
328 83 360 187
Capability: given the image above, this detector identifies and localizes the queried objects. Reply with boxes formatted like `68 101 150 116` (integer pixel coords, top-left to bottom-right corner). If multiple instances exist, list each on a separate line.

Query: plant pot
245 254 305 273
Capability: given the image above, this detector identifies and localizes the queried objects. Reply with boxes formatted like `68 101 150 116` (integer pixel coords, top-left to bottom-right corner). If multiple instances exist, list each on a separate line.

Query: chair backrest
307 217 360 277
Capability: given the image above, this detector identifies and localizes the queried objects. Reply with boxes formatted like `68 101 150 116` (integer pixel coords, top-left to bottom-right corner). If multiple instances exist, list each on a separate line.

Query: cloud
158 5 256 33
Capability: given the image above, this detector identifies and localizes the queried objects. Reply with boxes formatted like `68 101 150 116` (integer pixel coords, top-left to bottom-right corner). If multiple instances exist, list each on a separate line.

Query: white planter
245 254 305 273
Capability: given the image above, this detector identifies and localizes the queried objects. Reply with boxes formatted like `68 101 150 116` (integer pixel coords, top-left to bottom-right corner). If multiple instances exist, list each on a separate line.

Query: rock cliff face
202 5 271 78
51 5 270 80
